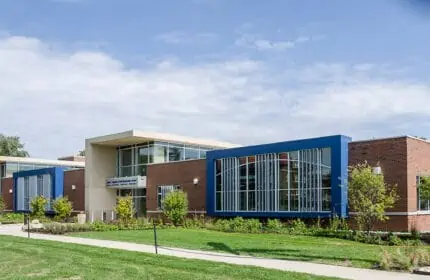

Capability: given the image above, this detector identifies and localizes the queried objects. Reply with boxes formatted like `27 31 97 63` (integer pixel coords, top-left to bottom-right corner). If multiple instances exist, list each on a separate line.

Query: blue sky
0 0 429 158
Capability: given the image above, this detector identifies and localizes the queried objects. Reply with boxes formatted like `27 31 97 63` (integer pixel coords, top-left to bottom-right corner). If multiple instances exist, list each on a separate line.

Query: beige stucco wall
85 141 117 217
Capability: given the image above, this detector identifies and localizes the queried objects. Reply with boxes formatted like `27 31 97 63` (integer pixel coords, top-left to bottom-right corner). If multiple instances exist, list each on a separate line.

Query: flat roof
0 156 85 167
86 129 241 149
351 135 430 144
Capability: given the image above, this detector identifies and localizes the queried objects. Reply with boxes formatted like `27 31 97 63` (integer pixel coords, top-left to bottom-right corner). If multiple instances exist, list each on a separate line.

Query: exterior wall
58 156 85 162
349 137 409 213
1 177 13 210
146 159 206 213
85 142 117 217
349 137 430 232
64 169 85 212
206 135 351 218
406 137 430 231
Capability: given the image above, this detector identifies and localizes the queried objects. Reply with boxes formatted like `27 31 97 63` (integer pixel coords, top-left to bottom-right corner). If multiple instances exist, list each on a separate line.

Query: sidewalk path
0 224 428 280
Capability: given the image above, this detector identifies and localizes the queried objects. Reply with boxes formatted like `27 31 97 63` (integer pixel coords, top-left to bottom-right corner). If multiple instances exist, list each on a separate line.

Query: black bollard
153 220 158 254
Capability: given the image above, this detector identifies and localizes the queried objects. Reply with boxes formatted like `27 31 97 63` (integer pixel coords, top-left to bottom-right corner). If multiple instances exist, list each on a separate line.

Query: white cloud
0 35 429 158
235 34 313 51
155 31 217 45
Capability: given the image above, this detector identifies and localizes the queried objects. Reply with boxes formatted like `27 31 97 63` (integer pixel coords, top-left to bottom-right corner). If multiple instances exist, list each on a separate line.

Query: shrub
114 196 135 225
387 232 402 246
380 250 393 270
411 228 421 240
266 219 283 233
184 215 206 229
34 222 91 234
379 248 430 271
52 196 73 221
162 190 188 226
0 196 5 213
30 196 48 218
289 219 308 235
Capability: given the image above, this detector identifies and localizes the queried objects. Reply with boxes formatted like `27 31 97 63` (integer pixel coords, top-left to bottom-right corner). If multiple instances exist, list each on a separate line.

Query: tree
78 150 85 156
114 196 135 225
0 134 29 157
52 196 73 221
349 162 398 234
162 190 188 226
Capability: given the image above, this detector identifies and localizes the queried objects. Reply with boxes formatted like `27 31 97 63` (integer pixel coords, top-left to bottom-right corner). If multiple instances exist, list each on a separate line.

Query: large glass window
214 148 332 213
116 141 214 177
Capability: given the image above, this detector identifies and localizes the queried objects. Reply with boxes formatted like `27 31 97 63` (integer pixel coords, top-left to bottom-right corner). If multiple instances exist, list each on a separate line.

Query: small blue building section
206 135 351 219
13 167 65 213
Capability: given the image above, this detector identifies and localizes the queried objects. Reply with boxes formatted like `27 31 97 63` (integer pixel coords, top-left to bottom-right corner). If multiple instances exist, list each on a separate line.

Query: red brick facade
63 169 85 212
349 137 430 232
1 177 13 211
146 159 206 214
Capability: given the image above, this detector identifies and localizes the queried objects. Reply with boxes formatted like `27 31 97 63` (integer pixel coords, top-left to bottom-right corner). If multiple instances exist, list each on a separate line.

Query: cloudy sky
0 0 430 158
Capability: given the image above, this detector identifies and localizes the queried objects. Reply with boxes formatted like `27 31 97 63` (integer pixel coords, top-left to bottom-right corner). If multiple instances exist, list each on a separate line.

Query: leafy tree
114 196 135 225
0 134 29 157
52 196 73 221
30 196 48 218
78 150 85 156
349 162 398 234
162 190 188 226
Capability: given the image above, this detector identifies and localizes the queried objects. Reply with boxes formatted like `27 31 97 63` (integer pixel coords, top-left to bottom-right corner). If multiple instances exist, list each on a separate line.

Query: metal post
27 214 30 238
153 220 158 254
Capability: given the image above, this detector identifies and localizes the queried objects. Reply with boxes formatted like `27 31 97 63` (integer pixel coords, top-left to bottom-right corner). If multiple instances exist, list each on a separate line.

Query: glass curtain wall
215 148 332 213
117 141 212 177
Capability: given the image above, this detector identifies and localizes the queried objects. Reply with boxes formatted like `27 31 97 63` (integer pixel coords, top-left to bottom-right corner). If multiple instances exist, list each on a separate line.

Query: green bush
0 196 5 213
114 196 135 225
184 215 206 229
30 196 48 218
52 196 73 221
265 219 283 233
289 219 308 235
162 190 188 226
387 232 402 246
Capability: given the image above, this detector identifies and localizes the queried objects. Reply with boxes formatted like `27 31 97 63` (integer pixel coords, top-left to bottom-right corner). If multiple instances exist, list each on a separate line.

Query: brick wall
146 159 206 213
63 169 85 212
1 177 13 210
349 137 409 212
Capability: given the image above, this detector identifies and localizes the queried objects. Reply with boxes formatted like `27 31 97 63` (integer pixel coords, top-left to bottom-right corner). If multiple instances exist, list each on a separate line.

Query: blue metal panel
12 167 65 213
206 135 351 218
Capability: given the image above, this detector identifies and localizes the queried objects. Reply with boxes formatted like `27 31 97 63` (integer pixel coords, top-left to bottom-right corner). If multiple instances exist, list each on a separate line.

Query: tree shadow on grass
206 242 376 267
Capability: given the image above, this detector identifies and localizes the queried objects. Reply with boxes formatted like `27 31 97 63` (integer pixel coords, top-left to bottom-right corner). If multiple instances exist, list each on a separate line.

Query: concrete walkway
0 224 428 280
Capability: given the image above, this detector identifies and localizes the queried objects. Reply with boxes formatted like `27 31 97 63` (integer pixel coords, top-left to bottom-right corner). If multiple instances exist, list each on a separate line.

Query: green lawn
0 235 339 280
71 228 425 269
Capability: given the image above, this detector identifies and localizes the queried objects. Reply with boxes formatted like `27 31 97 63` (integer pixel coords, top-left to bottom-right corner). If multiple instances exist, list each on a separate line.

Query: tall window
417 175 430 211
24 177 30 211
157 185 180 209
214 148 332 213
37 175 44 196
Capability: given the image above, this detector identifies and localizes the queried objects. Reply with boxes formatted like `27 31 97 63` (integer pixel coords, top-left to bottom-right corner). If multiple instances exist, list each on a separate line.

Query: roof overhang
0 156 85 167
86 129 240 149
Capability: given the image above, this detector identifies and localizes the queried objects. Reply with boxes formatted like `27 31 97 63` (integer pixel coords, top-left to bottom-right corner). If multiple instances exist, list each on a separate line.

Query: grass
0 235 340 280
71 228 430 269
